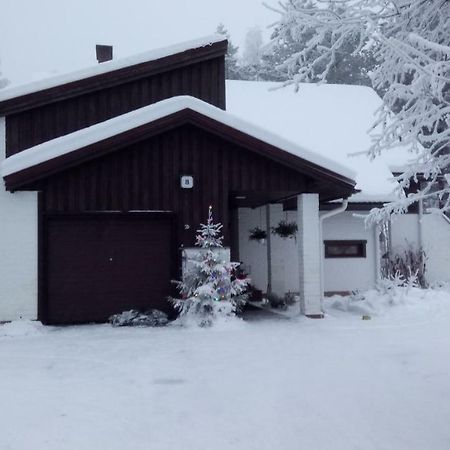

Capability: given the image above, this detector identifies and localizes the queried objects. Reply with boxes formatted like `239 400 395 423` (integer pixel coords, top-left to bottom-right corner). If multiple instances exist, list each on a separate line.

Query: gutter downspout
319 199 349 307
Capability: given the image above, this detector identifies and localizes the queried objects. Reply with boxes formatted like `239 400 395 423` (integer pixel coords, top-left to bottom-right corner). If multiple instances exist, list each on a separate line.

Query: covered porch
230 185 355 318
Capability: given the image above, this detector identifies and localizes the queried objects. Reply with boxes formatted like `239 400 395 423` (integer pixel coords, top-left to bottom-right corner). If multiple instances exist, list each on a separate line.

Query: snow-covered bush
381 245 428 288
109 309 169 327
169 207 250 327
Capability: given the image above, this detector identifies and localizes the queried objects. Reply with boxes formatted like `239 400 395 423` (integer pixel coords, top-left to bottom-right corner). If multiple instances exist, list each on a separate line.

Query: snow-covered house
0 36 447 324
0 36 358 324
226 81 450 295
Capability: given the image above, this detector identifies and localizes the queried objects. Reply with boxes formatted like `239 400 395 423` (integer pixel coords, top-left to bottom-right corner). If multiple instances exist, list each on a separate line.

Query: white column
297 193 323 317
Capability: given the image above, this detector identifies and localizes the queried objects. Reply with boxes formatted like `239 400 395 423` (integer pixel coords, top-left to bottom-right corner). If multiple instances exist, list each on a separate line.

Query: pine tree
262 1 375 85
0 59 9 89
170 206 249 327
267 0 450 219
216 23 242 80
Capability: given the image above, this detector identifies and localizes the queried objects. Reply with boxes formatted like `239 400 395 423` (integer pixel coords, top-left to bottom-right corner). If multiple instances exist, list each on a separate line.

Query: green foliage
271 221 298 239
248 227 267 241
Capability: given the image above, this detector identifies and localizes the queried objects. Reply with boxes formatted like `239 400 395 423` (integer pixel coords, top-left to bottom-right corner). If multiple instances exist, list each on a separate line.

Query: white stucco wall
422 214 450 284
238 205 298 296
322 211 377 293
238 206 377 295
389 212 450 284
0 117 38 321
390 214 420 253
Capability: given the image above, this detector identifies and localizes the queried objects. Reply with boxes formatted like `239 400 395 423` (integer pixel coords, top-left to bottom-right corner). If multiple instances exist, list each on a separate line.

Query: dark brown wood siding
6 57 225 156
40 124 309 247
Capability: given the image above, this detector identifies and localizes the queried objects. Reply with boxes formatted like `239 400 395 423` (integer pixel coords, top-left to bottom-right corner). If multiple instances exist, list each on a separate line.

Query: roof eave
0 40 228 116
3 108 356 194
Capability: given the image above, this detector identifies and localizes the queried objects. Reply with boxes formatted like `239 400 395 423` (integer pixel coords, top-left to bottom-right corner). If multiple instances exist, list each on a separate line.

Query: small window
324 240 367 258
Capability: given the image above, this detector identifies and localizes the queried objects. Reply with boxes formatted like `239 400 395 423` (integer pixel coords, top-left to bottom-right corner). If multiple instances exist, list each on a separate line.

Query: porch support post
297 193 323 318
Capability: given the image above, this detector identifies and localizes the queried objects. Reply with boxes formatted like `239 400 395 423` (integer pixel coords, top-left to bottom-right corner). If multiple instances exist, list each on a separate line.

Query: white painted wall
322 211 377 293
422 214 450 284
389 212 450 284
374 214 450 283
238 206 378 296
390 214 420 253
238 205 298 295
0 117 38 321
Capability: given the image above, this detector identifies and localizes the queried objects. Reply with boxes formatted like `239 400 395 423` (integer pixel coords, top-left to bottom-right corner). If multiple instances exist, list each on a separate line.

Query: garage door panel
46 214 174 324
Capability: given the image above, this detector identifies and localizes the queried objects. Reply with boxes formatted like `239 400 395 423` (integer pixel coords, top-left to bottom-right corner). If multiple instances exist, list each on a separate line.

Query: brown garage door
45 213 174 325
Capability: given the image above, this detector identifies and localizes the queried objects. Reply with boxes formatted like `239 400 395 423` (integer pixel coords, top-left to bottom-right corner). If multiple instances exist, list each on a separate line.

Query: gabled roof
2 95 356 192
0 35 227 115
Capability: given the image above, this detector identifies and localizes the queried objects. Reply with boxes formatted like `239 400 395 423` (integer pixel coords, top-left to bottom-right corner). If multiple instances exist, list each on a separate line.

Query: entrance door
45 213 174 324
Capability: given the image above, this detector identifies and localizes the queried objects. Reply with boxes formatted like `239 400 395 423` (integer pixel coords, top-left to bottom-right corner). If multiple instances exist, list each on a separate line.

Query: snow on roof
226 80 415 202
1 95 356 182
0 35 226 103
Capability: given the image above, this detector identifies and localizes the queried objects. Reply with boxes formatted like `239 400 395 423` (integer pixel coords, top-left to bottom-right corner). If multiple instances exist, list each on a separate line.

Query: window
324 240 367 258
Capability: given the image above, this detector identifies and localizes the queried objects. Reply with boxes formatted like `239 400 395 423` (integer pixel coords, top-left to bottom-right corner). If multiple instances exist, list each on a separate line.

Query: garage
44 213 175 325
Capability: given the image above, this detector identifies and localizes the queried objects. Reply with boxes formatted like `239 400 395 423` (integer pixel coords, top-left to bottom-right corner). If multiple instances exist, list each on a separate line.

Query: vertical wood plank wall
6 57 225 156
41 125 308 247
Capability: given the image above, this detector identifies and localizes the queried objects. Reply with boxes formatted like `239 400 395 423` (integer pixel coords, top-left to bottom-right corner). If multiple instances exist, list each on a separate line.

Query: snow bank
0 320 46 337
326 285 450 320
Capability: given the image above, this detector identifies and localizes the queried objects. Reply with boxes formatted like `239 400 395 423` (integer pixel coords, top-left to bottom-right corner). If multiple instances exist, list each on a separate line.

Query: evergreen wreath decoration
271 220 298 239
248 227 267 241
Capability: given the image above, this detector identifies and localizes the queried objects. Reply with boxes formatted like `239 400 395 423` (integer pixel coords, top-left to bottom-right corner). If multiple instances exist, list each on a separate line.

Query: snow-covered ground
1 287 450 450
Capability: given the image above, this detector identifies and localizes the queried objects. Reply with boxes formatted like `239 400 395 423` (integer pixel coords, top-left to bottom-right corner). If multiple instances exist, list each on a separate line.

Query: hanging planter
271 221 298 239
248 227 267 243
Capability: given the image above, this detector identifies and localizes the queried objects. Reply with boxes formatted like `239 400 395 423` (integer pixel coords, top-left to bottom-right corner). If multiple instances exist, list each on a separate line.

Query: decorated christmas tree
170 206 249 327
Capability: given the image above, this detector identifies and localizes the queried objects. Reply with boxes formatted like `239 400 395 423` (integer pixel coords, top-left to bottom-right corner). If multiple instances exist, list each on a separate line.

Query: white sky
0 0 277 86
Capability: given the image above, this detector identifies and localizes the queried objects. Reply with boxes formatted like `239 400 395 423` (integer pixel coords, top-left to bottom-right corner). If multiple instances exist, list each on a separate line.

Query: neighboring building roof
226 80 415 203
2 95 356 192
0 35 227 115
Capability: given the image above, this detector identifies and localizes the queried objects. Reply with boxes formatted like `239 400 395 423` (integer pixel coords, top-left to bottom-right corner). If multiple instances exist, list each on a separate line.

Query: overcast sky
0 0 278 86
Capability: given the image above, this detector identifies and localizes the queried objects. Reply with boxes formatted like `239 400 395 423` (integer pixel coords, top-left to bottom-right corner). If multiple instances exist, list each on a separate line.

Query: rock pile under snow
109 309 169 327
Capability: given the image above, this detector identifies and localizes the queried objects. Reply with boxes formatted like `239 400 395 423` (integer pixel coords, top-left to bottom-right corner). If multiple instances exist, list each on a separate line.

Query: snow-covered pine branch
169 206 250 327
268 0 450 222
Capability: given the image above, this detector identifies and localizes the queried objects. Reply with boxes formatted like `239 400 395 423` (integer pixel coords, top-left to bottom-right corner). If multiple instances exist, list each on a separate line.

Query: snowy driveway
1 289 450 450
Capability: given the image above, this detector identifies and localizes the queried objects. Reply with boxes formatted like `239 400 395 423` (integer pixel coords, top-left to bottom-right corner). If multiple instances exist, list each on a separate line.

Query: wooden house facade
0 36 356 324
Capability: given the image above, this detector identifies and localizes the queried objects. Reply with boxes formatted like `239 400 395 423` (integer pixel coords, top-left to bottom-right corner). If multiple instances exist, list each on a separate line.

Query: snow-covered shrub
381 245 428 288
169 207 250 327
265 292 297 309
109 309 169 327
266 293 287 310
284 291 297 306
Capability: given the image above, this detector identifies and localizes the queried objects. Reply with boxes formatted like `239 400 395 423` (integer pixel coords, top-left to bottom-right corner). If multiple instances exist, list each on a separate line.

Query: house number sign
180 175 194 189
